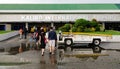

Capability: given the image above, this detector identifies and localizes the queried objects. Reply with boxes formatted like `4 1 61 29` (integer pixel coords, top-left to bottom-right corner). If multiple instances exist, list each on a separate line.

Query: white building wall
0 14 120 22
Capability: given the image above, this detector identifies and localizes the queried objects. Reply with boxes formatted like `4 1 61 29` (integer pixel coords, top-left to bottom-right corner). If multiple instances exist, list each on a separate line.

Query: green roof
116 4 120 9
0 4 119 10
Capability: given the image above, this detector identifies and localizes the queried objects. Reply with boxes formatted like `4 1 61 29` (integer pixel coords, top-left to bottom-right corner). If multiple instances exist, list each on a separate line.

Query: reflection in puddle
59 49 109 61
49 55 57 65
59 50 64 60
40 55 57 69
40 56 46 69
40 55 57 65
8 43 30 55
65 53 109 60
57 50 110 69
0 48 4 52
57 49 120 69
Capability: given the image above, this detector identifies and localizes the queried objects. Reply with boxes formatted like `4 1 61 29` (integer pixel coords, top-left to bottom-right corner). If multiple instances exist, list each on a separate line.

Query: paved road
0 48 120 69
57 49 120 69
0 32 120 69
100 42 120 50
0 50 57 69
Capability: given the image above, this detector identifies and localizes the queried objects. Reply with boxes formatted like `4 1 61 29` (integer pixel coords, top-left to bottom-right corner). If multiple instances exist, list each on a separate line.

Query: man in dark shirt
48 27 57 55
23 27 28 39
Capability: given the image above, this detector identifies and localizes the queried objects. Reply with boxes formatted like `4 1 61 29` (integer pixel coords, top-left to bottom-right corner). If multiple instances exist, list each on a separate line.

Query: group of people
20 26 57 56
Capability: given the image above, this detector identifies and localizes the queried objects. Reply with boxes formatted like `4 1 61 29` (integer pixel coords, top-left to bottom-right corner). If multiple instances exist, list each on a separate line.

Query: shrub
74 19 89 27
64 24 71 30
58 26 66 32
89 21 97 27
95 25 100 31
58 18 101 32
84 28 91 32
77 26 84 32
91 27 96 32
72 27 77 32
84 27 96 32
58 24 71 32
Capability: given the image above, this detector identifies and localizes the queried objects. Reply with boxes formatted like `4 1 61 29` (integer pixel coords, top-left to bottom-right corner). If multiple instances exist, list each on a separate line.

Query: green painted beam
0 4 119 10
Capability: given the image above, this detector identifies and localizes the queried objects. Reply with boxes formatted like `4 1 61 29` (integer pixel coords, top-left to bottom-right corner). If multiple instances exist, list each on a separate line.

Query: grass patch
0 62 30 66
0 31 12 34
88 30 120 35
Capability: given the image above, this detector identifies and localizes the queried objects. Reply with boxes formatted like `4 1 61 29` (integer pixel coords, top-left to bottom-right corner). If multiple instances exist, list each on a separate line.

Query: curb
0 31 19 42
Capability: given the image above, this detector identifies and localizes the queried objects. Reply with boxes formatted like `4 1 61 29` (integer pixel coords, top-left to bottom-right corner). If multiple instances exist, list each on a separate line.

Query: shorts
49 40 55 47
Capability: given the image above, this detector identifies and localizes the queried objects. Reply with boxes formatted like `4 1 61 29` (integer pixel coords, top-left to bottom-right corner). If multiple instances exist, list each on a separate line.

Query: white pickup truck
58 32 112 53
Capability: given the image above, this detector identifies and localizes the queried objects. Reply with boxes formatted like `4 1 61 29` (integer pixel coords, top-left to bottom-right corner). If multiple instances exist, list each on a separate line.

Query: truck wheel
93 39 101 46
64 39 73 46
64 47 72 52
92 46 101 53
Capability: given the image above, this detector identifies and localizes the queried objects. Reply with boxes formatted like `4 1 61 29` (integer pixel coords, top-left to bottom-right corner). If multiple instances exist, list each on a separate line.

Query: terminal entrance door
105 22 120 31
11 23 25 30
0 25 5 30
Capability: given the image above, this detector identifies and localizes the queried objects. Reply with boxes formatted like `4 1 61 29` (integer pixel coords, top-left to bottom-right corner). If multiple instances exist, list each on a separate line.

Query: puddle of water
58 49 109 61
40 55 57 69
0 48 4 52
1 37 40 54
57 50 120 69
65 53 109 58
8 43 29 55
62 53 109 62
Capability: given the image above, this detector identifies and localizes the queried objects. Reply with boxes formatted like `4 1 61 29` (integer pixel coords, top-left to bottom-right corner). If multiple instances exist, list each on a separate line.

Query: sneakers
49 52 55 55
49 52 52 55
41 52 44 56
52 53 55 55
42 54 44 56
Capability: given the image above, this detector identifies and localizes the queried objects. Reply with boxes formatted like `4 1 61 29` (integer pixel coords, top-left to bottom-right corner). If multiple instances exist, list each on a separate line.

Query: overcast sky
0 0 120 4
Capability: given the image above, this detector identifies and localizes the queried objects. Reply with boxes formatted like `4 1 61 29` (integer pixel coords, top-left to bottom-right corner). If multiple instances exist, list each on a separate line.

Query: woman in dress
39 27 46 56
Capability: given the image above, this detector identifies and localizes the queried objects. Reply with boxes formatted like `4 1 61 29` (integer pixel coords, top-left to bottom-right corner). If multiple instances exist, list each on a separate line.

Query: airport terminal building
0 4 120 31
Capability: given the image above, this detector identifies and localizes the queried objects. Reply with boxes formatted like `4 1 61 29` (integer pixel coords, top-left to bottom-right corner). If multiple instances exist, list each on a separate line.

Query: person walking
23 27 28 39
39 27 46 56
28 33 34 50
19 28 23 39
48 27 57 55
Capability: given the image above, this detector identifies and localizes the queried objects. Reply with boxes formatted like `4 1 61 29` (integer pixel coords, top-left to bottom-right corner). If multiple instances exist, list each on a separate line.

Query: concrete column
102 22 105 30
25 22 28 30
51 22 54 27
101 22 105 31
5 24 11 31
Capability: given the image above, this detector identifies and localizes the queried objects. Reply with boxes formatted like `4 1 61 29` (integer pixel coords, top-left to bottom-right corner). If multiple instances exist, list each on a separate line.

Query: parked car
58 32 112 53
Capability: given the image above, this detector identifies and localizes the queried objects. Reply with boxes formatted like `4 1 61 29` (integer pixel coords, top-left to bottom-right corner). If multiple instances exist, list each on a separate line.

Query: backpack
32 32 38 39
35 32 38 38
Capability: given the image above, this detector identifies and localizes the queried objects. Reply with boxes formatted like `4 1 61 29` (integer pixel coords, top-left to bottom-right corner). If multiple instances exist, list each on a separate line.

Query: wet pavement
0 48 120 69
0 35 120 69
57 49 120 69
